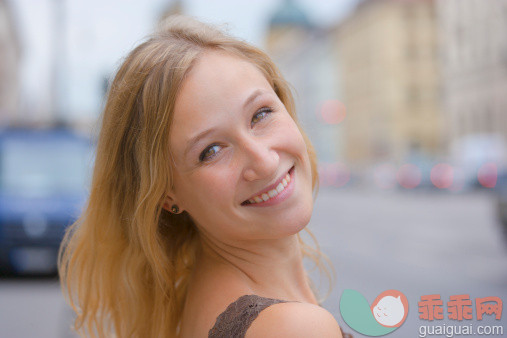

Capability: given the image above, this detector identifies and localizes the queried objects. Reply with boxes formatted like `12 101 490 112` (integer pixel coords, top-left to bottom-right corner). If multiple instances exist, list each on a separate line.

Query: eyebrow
183 89 269 157
242 88 267 110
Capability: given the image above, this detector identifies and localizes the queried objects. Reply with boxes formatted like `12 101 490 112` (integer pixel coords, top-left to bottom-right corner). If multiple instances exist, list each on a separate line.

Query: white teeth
276 183 284 193
246 169 293 204
268 189 278 198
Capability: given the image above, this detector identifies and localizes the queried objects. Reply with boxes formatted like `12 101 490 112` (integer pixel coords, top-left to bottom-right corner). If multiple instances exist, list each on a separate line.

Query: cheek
288 126 312 177
277 118 308 156
200 171 233 199
177 169 234 211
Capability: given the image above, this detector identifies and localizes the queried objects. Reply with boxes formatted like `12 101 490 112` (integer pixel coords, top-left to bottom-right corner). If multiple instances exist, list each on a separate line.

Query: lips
241 166 295 205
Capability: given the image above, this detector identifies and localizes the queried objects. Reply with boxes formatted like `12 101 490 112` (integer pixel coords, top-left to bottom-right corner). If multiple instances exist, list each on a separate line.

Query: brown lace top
208 294 292 338
207 294 353 338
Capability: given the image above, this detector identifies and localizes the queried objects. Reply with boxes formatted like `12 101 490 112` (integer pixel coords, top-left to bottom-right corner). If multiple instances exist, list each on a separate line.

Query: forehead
170 50 275 152
174 50 272 113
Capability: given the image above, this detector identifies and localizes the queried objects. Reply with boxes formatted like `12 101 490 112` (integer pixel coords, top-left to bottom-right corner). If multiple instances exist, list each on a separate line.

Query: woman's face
168 50 313 243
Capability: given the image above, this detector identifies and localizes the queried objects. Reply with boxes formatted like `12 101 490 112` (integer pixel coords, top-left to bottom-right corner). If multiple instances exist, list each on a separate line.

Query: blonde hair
58 15 332 337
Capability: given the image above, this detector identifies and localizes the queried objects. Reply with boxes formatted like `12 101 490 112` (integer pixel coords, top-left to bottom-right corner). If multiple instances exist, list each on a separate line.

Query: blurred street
1 187 506 337
309 187 507 337
0 278 76 338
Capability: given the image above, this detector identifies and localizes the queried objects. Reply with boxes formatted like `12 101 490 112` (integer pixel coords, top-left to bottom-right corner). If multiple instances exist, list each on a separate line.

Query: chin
278 199 314 238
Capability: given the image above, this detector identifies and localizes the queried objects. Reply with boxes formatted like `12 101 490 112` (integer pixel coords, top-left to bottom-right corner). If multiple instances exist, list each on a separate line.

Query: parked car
0 128 92 275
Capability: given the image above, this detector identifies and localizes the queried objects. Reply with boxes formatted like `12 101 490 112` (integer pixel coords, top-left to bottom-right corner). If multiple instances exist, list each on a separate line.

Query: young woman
59 15 343 337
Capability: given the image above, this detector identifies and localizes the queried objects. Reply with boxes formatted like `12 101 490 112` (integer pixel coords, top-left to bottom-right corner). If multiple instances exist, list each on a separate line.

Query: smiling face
167 50 313 243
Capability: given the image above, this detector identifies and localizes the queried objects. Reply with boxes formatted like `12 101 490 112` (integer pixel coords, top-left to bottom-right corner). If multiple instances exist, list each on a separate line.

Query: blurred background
1 0 506 337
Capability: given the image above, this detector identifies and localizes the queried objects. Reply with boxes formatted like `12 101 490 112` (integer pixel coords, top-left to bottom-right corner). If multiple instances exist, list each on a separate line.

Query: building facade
436 0 507 168
336 0 443 169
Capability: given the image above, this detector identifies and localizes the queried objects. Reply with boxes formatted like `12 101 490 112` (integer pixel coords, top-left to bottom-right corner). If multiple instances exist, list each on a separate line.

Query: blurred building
436 0 507 167
0 0 20 126
265 0 344 163
336 0 443 169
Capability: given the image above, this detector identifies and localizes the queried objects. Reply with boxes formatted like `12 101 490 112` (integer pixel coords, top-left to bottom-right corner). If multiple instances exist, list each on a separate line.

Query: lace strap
208 294 293 338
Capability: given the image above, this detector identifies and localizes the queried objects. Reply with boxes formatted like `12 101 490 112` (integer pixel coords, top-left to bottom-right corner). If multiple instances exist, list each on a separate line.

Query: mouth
241 166 295 206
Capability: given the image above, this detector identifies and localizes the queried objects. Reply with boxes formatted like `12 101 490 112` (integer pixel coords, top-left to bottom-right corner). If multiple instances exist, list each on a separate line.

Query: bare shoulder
246 301 343 338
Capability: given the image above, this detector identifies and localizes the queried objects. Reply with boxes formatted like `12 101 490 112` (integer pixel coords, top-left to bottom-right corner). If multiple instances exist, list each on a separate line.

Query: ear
162 197 172 212
162 193 180 212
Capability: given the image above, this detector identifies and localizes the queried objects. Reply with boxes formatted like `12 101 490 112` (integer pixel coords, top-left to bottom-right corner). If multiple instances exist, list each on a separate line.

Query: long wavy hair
58 15 333 337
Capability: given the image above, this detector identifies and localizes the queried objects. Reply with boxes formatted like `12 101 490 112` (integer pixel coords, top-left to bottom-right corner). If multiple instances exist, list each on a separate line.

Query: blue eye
251 107 273 127
199 144 221 162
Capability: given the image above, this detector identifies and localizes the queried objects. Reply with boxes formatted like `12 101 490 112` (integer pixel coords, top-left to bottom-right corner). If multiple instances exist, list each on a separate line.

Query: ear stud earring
171 205 179 214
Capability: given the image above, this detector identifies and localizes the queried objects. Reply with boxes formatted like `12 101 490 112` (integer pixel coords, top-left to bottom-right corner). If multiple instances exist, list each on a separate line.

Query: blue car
0 128 92 275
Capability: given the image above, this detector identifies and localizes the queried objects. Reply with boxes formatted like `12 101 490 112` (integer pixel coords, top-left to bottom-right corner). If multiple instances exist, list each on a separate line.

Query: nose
241 136 279 182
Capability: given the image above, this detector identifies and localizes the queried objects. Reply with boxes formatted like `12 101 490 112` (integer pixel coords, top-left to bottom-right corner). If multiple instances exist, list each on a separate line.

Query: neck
197 232 318 305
